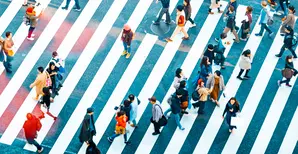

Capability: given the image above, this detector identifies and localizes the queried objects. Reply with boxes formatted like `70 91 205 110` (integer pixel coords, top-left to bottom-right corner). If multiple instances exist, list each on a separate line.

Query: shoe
294 56 297 59
55 91 59 96
59 83 63 87
277 80 281 86
125 141 131 145
244 75 250 79
107 137 113 143
182 111 189 114
165 22 172 25
192 103 197 109
237 76 243 80
233 39 240 43
166 38 173 42
218 10 223 13
53 117 57 120
286 84 292 87
152 21 160 25
208 12 214 14
215 38 219 42
255 33 262 37
31 34 35 37
240 38 247 41
62 7 68 10
74 8 81 12
6 70 12 73
36 3 41 6
38 147 44 153
280 33 285 36
274 12 282 16
180 127 185 130
275 54 281 58
27 37 34 41
22 4 28 6
152 132 160 135
189 23 196 28
221 66 226 69
126 53 131 59
182 37 189 40
269 32 274 38
122 50 127 55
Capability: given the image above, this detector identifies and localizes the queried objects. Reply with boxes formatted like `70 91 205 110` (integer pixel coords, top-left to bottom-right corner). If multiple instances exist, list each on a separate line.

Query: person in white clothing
209 0 223 14
128 94 140 128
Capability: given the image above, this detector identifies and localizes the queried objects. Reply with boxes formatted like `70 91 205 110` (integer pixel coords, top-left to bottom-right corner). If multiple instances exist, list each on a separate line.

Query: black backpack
192 90 201 101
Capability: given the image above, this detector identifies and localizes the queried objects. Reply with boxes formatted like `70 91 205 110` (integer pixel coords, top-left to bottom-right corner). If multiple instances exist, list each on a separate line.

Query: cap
87 107 94 113
148 96 156 102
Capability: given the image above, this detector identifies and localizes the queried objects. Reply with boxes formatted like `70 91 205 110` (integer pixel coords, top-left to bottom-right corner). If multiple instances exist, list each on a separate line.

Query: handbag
282 68 294 78
180 101 188 109
156 104 168 126
7 50 14 57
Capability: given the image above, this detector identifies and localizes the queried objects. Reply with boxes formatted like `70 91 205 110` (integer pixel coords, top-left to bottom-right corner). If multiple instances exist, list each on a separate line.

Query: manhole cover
150 21 172 36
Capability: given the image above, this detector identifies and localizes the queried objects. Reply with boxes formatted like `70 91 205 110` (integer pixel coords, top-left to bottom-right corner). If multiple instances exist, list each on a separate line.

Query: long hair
200 56 209 68
242 49 251 57
175 68 182 78
184 0 190 6
229 97 240 107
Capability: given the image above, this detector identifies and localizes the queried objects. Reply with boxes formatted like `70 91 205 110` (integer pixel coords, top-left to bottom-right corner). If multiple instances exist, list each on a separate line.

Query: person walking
275 26 297 58
39 87 57 120
206 70 225 106
79 107 96 144
26 5 41 41
153 0 171 25
30 67 48 100
237 49 252 80
173 68 187 89
199 56 212 85
192 79 211 115
240 6 253 41
214 33 227 69
164 90 185 130
23 113 43 153
278 55 298 87
183 0 196 27
121 100 131 124
255 1 274 38
166 5 189 42
107 110 131 145
204 44 215 65
0 37 4 63
128 94 140 128
2 31 14 73
209 0 223 14
222 97 240 133
223 6 240 43
280 6 295 36
149 96 163 135
62 0 81 11
121 24 134 59
47 62 60 96
275 0 290 21
177 81 189 114
50 51 66 74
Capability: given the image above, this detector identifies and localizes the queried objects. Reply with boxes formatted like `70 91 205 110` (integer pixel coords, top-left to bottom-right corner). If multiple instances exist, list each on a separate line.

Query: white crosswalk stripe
0 0 297 153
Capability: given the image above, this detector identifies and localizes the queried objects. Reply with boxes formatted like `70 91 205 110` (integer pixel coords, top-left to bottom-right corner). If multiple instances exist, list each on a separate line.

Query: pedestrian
275 0 290 21
166 5 189 42
278 55 298 87
86 140 101 154
23 113 43 153
39 87 57 120
128 94 140 128
237 49 252 80
173 68 187 89
79 107 96 144
30 67 48 100
240 6 253 41
121 24 134 59
206 70 225 106
164 90 185 130
222 97 240 133
26 5 41 41
223 5 240 43
255 1 274 38
209 0 223 14
149 96 163 135
183 0 196 27
121 100 131 123
177 81 189 114
280 5 295 36
62 0 81 12
0 37 4 63
50 51 66 74
192 79 212 115
107 110 131 145
214 33 227 69
199 56 212 85
153 0 171 25
2 31 14 73
47 62 62 96
275 26 297 58
204 44 215 65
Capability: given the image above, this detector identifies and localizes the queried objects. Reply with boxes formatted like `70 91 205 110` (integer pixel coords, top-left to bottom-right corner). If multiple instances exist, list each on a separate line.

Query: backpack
192 90 201 101
178 15 185 26
292 33 298 46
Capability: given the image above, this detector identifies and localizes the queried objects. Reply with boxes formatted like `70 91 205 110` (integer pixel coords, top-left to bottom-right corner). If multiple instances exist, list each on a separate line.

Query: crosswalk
0 0 297 153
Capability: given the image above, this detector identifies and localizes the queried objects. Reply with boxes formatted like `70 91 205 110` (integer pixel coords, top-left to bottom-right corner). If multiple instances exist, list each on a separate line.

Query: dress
210 77 220 100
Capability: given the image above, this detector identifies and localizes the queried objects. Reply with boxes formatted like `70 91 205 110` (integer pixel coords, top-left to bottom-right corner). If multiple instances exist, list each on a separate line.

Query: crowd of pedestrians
0 0 297 153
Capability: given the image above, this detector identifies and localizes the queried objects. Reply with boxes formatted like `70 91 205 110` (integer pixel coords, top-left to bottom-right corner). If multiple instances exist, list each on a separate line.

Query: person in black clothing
121 100 131 122
222 97 240 133
23 113 43 153
278 55 298 87
204 44 215 65
153 0 171 25
40 87 57 120
86 140 101 154
183 0 196 27
178 81 189 114
79 107 96 144
47 62 61 96
275 26 297 58
240 6 253 41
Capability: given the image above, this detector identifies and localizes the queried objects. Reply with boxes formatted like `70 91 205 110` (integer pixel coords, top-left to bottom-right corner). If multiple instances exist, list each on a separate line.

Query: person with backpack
237 49 252 80
275 26 297 58
128 94 140 128
199 56 212 85
280 6 295 36
39 87 57 120
107 110 131 145
255 1 274 38
149 96 164 135
223 5 240 43
214 33 227 69
30 67 48 101
23 113 44 153
166 5 189 42
79 107 96 144
206 70 225 107
222 97 241 133
153 0 171 25
121 24 134 59
192 79 212 115
178 81 189 114
278 55 298 87
183 0 196 28
208 0 223 14
2 31 14 73
240 6 253 41
164 90 185 130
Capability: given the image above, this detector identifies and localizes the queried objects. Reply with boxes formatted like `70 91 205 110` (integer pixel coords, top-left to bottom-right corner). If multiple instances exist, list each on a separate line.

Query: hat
87 107 94 113
123 24 131 31
208 44 214 50
176 5 184 11
148 96 156 102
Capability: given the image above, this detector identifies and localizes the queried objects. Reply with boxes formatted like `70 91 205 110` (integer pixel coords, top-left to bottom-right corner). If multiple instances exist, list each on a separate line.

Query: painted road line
0 0 51 76
23 0 122 151
134 2 222 154
49 0 153 153
278 106 298 154
0 0 75 132
78 34 157 154
221 26 285 154
250 54 298 153
156 0 178 20
163 4 246 154
105 0 204 153
192 15 267 154
0 0 101 145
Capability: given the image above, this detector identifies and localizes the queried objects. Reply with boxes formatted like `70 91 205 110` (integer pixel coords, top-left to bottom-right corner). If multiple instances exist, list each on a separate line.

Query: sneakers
126 53 131 59
244 75 250 79
27 37 34 41
255 33 262 37
275 54 281 58
182 37 189 40
189 23 196 28
269 32 274 38
179 127 185 130
122 50 127 55
166 38 173 42
237 76 243 80
208 12 214 14
286 84 292 87
74 8 81 12
107 137 113 143
233 39 240 43
240 38 247 41
277 80 281 86
53 117 57 120
125 141 131 145
152 132 160 135
37 147 44 153
62 7 68 10
152 21 160 25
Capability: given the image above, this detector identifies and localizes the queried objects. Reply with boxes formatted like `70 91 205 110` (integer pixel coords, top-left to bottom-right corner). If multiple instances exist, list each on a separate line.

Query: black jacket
170 95 181 114
204 49 214 64
79 114 96 143
160 0 170 8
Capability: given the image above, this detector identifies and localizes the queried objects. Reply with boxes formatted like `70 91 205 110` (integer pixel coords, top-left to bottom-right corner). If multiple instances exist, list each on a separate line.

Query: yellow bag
7 50 14 57
115 126 126 134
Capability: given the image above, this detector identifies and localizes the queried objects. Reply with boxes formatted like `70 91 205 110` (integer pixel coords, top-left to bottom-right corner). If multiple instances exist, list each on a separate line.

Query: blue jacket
199 64 212 83
259 6 270 24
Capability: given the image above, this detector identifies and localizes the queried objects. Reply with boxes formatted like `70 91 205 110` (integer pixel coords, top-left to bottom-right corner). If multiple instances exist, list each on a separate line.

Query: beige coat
31 73 47 96
239 55 252 70
281 13 296 34
206 75 225 91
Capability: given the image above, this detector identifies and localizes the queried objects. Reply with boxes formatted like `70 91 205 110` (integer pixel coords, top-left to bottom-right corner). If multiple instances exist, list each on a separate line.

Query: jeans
109 132 127 142
27 138 42 150
275 1 288 17
3 54 13 72
28 27 35 38
173 113 183 129
193 101 206 114
122 42 131 53
257 23 272 35
278 44 297 58
131 119 136 126
156 8 171 23
280 78 291 85
65 0 80 9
